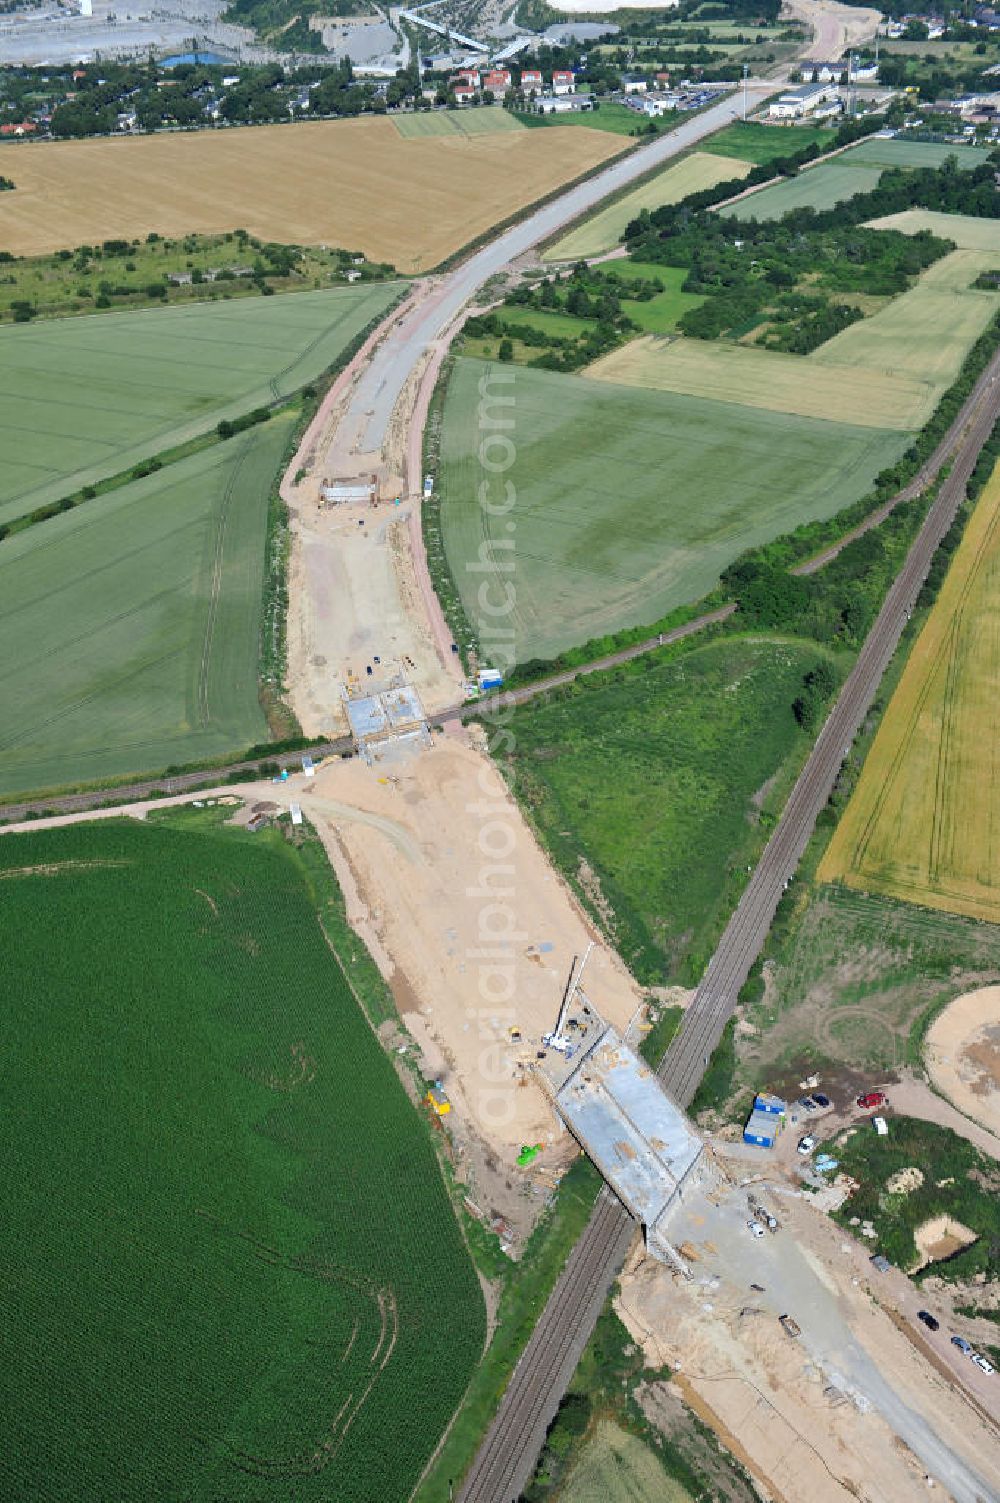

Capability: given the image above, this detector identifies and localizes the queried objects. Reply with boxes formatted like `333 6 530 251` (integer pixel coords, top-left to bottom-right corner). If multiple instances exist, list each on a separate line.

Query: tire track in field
196 434 253 731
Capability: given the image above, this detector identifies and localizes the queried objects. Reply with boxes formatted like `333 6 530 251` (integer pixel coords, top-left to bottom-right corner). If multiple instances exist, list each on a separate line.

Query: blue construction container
743 1109 777 1148
754 1092 786 1116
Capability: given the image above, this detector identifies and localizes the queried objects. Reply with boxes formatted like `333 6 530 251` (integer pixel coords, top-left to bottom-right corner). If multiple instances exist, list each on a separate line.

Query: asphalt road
342 86 772 455
456 359 1000 1503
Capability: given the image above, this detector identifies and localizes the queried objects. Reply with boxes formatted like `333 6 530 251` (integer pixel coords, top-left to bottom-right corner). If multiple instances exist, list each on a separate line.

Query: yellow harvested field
866 207 1000 252
589 246 1000 430
585 333 928 429
0 117 625 271
819 462 1000 923
543 150 750 261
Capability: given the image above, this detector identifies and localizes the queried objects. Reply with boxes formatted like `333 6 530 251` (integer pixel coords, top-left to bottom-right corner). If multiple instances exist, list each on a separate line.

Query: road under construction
3 63 1000 1503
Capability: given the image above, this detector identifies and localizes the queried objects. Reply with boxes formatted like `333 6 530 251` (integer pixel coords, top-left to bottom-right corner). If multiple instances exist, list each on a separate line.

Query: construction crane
543 942 593 1057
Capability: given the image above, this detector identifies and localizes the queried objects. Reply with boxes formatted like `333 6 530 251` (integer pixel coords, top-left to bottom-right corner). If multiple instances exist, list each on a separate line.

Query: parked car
747 1220 765 1238
799 1096 817 1112
952 1335 973 1354
917 1310 940 1331
972 1353 995 1374
811 1092 831 1108
857 1091 887 1109
796 1135 816 1155
762 1212 779 1231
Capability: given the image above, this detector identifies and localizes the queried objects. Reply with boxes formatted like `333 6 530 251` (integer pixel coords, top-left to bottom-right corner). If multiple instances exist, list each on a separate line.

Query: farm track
455 335 1000 1503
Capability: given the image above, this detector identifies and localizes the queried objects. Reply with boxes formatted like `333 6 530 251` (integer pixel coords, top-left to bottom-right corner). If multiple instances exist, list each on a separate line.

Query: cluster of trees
623 143 1000 354
217 406 270 439
875 52 990 100
466 264 654 371
223 0 371 45
44 55 422 137
632 209 946 349
507 263 658 316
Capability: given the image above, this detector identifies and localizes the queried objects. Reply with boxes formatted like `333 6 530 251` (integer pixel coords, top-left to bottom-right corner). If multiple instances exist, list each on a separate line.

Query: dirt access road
783 0 882 61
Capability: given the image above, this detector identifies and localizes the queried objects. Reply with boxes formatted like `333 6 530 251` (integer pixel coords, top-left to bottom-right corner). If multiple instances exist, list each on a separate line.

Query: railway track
457 358 1000 1503
0 608 735 828
4 335 997 831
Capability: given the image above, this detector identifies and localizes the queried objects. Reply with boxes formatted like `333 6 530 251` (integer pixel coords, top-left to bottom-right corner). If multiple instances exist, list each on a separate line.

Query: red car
857 1091 887 1110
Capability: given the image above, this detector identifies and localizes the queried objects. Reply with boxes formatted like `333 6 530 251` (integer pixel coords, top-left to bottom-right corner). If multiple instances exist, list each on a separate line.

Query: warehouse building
769 81 839 118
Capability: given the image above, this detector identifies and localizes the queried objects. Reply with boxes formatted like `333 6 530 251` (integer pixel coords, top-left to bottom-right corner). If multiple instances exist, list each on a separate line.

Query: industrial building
769 82 840 118
536 94 592 114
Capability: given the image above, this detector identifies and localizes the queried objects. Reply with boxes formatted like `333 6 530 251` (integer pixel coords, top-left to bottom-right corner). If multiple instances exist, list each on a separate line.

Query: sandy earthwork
926 985 1000 1138
289 734 643 1155
0 117 624 271
617 1171 1000 1503
913 1214 979 1271
285 496 461 737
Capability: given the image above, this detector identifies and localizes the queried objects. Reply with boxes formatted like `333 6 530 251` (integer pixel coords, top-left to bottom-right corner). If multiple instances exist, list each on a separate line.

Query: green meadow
0 282 400 526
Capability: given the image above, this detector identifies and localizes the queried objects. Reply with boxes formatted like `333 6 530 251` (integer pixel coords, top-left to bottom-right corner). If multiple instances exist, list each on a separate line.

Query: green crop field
543 150 751 261
845 137 989 169
0 816 484 1501
492 636 837 983
588 332 928 429
723 137 987 222
437 357 907 660
0 282 401 527
700 120 836 163
391 108 522 138
812 247 1000 396
721 159 885 220
0 414 293 795
867 207 1000 252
